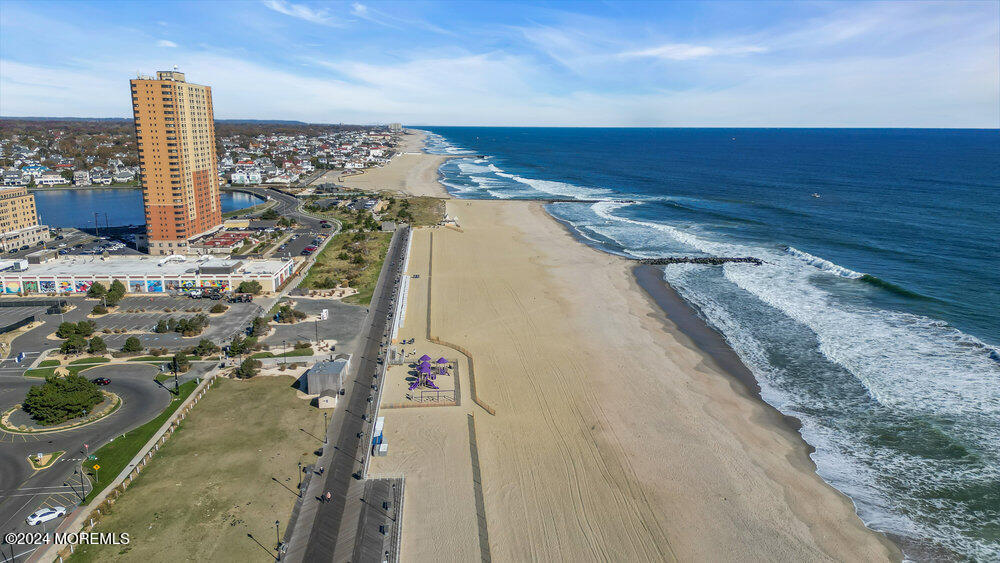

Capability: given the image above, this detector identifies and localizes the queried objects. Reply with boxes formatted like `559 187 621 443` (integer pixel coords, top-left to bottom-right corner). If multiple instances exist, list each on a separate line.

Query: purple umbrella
436 357 448 364
419 361 431 369
419 365 431 374
419 354 432 362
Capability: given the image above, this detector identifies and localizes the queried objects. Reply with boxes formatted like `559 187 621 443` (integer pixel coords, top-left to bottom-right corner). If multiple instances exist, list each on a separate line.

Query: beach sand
339 130 451 198
368 134 900 561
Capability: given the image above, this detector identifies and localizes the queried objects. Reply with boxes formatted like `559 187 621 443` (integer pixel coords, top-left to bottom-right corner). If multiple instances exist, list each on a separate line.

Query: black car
92 377 111 386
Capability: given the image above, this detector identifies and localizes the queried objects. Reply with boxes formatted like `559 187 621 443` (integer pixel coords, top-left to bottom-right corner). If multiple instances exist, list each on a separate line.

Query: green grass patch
221 198 274 218
38 359 61 367
250 348 314 359
24 367 56 378
69 356 111 365
82 380 197 503
300 230 391 305
126 356 169 362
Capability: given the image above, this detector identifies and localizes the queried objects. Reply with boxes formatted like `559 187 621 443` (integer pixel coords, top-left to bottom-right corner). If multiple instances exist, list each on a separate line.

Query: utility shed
306 355 350 395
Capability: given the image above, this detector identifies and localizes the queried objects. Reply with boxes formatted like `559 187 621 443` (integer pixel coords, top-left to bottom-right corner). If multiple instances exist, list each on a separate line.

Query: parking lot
264 297 366 356
0 305 48 327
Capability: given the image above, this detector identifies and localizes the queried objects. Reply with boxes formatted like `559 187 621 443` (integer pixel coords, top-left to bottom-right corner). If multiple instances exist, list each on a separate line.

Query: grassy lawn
126 356 170 362
69 377 324 562
24 367 56 378
80 380 197 504
69 356 111 365
38 359 61 367
300 229 391 305
383 195 445 227
250 348 314 359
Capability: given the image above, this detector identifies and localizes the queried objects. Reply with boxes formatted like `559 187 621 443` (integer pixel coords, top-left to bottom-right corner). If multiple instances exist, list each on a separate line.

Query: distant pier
637 256 764 266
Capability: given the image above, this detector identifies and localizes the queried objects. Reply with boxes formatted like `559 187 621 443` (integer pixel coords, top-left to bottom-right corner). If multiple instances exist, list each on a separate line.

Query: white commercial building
0 255 295 295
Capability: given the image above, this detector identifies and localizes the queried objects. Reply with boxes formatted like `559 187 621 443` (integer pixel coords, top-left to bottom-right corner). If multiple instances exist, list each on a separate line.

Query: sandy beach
339 130 452 198
368 135 901 561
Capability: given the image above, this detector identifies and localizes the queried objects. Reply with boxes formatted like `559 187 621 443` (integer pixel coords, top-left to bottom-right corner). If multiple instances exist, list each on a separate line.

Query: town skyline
1 0 997 128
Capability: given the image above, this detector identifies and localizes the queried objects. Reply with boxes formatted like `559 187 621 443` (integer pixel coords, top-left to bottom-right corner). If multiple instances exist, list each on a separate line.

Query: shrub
153 319 169 333
274 305 306 324
91 304 108 316
150 347 167 357
23 375 103 425
233 358 262 379
236 280 262 295
293 341 312 350
260 208 279 220
210 303 228 314
87 336 107 354
121 336 143 353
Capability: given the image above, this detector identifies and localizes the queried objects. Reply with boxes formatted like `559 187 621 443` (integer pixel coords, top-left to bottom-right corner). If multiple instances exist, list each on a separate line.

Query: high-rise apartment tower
130 70 221 255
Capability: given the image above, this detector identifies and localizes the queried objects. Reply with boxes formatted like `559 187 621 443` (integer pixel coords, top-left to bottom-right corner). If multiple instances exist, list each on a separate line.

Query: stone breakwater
637 257 764 266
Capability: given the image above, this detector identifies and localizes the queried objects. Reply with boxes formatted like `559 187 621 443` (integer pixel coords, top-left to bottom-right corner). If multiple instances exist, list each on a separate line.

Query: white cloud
262 0 336 26
619 43 767 61
351 2 367 16
156 39 178 48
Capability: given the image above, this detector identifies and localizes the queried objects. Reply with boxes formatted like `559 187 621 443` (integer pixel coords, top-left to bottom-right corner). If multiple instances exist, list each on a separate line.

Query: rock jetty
637 256 764 266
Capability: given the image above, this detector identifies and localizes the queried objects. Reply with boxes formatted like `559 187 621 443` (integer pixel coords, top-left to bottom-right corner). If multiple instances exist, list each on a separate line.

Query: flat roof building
0 187 49 252
0 255 294 295
131 70 222 255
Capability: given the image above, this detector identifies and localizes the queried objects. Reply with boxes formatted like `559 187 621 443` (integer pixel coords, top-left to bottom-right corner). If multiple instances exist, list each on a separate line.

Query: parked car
91 377 111 386
26 506 66 526
188 289 203 298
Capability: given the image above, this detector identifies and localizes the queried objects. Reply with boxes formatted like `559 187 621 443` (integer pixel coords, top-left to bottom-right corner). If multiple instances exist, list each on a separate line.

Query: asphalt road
0 363 172 557
287 224 409 562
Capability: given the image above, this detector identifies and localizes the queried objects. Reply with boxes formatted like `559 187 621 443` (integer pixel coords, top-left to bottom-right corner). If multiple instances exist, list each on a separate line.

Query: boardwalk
283 225 409 562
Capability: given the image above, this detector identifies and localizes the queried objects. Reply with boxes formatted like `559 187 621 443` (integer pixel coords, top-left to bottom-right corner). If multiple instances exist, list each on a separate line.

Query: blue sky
1 0 997 126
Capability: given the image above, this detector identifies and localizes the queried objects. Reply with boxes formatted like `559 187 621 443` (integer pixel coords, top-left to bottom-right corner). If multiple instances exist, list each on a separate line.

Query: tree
233 358 262 379
106 279 126 306
91 304 108 316
237 280 262 295
87 282 107 299
153 319 169 333
60 334 87 355
251 316 269 337
56 322 79 339
261 208 279 220
23 375 103 425
87 336 107 354
75 320 96 337
193 339 219 357
210 303 228 314
121 336 142 353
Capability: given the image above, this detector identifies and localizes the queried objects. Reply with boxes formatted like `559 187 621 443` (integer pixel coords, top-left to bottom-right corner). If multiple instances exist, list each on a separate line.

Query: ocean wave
858 274 934 301
494 171 611 200
786 246 865 279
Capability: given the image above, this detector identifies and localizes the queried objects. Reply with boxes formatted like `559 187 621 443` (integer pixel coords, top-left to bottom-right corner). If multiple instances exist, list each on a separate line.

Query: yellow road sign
93 464 100 470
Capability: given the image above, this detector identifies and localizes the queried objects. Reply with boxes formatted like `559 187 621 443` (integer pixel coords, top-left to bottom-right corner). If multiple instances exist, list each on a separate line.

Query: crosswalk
0 431 42 443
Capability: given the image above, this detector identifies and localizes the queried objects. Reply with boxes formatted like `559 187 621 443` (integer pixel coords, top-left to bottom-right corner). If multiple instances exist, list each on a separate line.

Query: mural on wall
164 279 179 291
202 279 229 290
58 281 72 293
22 281 38 294
75 280 92 293
129 280 145 293
180 280 196 289
4 280 20 294
146 280 163 293
39 281 56 293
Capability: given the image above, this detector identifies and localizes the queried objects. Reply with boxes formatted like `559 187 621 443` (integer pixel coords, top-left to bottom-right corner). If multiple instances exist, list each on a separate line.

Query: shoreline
369 132 902 560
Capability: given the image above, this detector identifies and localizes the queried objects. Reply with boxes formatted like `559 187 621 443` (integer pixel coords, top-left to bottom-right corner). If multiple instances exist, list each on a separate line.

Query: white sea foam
493 171 611 200
786 246 865 279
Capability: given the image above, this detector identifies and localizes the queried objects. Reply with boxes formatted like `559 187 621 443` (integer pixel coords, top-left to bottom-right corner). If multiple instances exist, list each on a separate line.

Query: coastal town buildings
0 186 50 252
130 70 222 255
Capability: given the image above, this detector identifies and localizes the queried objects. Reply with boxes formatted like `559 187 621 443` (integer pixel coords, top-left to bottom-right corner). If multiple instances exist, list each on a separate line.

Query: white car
26 506 66 526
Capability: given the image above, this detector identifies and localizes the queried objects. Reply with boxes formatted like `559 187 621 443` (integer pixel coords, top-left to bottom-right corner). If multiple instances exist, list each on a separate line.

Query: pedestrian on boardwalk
325 491 332 503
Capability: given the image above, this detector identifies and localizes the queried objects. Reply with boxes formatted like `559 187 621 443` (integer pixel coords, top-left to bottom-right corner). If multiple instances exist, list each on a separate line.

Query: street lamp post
275 520 281 551
297 462 302 496
282 339 287 367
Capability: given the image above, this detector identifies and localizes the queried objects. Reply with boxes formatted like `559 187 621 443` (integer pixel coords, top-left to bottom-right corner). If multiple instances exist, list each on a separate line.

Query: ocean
422 127 1000 560
32 189 265 228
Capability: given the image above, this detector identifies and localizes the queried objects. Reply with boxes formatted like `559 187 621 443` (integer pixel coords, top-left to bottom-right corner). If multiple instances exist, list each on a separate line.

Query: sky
0 0 997 127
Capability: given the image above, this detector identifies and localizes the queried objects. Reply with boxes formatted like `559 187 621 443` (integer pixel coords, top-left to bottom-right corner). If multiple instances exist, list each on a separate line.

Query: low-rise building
73 170 92 186
35 173 69 187
0 255 295 294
